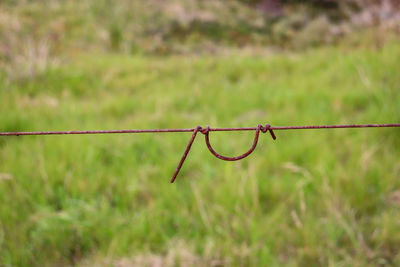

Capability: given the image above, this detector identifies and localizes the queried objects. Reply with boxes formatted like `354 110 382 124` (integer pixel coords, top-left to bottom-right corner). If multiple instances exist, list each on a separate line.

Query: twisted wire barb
1 123 399 182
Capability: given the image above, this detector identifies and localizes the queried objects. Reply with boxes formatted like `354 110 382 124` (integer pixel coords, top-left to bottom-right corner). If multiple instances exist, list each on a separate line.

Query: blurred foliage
0 0 399 62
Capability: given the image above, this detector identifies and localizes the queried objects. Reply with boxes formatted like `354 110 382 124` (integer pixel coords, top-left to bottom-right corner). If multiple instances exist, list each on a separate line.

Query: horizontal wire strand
1 123 399 136
1 123 399 182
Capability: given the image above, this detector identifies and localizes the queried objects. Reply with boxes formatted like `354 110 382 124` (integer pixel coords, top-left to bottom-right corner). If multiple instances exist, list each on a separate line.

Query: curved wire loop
170 124 276 183
202 125 263 161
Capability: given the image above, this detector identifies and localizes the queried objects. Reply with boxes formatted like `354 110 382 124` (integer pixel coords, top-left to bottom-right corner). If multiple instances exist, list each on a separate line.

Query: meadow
1 40 400 265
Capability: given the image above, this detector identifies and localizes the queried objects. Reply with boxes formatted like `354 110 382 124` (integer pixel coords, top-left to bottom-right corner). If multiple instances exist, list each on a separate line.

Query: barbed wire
1 123 399 182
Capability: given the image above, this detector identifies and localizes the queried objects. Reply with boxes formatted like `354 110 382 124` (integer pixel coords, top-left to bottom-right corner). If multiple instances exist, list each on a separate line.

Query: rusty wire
1 123 399 182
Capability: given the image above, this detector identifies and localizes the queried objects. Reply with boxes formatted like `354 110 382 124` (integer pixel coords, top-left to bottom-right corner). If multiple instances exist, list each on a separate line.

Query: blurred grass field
1 2 400 266
1 40 400 266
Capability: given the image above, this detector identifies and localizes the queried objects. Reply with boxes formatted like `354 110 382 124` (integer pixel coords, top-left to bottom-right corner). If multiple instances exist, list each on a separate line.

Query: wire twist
170 124 276 182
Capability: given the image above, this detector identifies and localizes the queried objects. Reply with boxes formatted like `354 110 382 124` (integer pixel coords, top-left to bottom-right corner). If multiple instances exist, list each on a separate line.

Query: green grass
1 43 400 266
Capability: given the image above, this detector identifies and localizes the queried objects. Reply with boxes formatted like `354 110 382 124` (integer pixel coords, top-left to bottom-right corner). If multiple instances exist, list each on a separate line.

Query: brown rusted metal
1 123 399 136
202 124 276 161
170 126 202 183
203 124 261 161
1 123 399 183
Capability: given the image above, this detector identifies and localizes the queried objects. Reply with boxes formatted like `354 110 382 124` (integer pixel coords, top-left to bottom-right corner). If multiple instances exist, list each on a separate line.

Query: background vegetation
1 0 400 266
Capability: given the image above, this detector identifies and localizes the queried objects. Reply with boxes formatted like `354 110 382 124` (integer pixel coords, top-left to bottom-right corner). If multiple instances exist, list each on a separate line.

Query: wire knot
199 125 209 135
260 124 276 140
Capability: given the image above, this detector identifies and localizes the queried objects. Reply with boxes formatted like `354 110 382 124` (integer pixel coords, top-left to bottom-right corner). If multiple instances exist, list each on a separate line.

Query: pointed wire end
269 129 277 140
170 171 179 183
169 126 201 183
170 162 181 183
